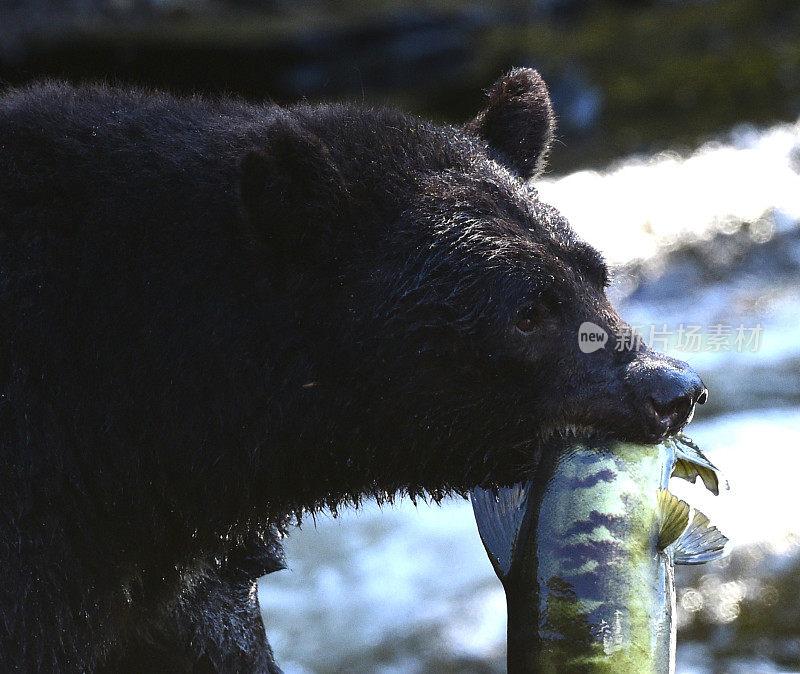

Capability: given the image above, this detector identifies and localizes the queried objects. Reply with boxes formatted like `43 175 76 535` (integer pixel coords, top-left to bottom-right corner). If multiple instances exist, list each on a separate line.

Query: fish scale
472 437 727 673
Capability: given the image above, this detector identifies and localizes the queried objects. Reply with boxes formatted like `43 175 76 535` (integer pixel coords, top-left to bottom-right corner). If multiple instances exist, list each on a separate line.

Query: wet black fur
0 71 698 671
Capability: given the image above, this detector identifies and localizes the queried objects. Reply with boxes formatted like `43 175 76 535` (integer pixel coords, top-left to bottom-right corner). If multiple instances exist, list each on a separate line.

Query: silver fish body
471 437 726 673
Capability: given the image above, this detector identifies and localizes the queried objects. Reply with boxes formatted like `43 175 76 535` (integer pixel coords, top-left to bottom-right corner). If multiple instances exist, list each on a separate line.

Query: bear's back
0 82 273 235
0 85 287 486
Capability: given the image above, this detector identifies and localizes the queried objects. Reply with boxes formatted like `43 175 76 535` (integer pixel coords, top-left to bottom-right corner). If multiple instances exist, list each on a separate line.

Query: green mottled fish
471 436 727 673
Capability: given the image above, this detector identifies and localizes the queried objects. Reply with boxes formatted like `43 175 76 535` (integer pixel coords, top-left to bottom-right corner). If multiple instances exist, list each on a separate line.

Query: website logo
578 322 608 354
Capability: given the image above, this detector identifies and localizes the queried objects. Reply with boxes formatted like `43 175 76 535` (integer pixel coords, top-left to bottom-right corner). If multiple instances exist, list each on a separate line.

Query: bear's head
239 69 706 500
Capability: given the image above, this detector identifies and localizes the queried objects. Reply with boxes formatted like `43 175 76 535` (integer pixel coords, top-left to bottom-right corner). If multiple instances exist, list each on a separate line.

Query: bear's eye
515 305 545 333
516 317 536 333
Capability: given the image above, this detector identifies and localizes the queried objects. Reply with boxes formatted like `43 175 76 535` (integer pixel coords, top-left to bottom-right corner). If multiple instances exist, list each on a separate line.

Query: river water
259 117 800 673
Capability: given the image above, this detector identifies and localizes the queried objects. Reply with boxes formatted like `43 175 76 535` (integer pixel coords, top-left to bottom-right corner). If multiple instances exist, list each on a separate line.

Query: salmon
471 436 727 673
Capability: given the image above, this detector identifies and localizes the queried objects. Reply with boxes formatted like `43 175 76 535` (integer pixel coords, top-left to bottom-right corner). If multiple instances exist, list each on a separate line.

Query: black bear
0 69 705 672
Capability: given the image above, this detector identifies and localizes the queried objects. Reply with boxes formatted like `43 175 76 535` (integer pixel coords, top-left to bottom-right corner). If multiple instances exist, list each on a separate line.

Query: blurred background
3 1 798 672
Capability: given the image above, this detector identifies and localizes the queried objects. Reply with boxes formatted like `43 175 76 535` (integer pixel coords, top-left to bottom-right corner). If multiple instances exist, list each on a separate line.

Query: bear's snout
627 353 707 440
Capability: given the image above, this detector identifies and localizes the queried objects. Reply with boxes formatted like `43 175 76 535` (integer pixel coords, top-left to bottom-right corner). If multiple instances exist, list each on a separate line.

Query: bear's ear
465 68 556 180
239 118 350 265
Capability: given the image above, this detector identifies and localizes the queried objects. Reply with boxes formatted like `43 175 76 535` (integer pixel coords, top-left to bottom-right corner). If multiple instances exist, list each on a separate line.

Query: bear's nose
646 375 707 436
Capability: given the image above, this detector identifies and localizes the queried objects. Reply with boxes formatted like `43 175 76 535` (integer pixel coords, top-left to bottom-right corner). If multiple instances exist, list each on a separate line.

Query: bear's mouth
538 422 602 445
536 418 689 447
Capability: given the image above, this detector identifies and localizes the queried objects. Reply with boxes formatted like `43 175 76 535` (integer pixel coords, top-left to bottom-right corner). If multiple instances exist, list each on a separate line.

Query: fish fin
470 483 531 578
671 435 721 495
673 459 720 496
656 489 690 551
673 509 729 565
